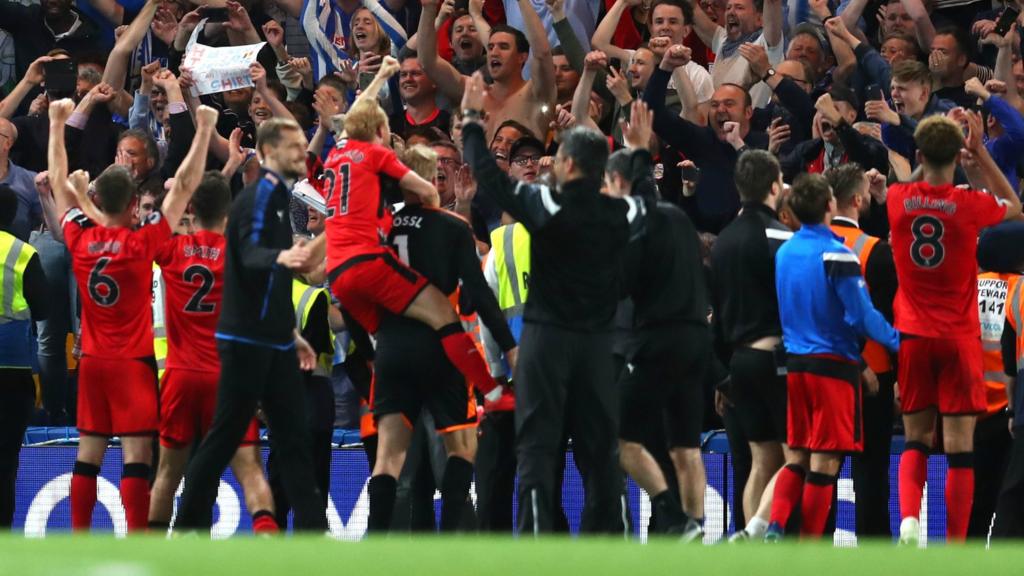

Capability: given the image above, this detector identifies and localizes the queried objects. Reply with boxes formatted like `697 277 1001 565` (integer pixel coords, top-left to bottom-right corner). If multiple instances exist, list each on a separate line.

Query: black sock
367 475 397 534
650 490 687 533
440 456 474 532
148 520 170 531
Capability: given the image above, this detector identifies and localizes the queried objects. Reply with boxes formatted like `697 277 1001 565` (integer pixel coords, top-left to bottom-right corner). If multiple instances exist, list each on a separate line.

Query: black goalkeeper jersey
382 204 515 352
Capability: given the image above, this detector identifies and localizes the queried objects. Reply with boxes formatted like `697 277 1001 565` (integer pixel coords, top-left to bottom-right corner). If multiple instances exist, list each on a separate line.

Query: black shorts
729 346 787 443
372 315 478 432
619 323 710 449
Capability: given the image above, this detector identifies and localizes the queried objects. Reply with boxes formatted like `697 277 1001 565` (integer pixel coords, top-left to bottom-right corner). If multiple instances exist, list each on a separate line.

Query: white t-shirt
710 27 785 108
623 49 715 103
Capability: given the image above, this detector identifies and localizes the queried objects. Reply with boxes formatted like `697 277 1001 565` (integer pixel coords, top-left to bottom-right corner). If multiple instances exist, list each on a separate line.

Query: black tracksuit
464 121 645 535
176 169 328 532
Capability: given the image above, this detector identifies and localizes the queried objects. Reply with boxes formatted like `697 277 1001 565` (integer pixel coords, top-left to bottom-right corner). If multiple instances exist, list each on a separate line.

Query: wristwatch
762 68 776 83
462 109 484 122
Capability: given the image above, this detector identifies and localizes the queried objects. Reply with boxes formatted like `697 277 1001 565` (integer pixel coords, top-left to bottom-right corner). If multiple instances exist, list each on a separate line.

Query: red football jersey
154 230 225 371
887 182 1007 338
63 208 172 359
322 138 411 272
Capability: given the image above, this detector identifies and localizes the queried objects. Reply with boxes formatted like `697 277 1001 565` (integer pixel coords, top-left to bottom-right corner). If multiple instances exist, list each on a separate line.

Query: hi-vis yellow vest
489 223 530 319
0 231 35 324
152 264 167 380
0 230 37 369
292 279 334 377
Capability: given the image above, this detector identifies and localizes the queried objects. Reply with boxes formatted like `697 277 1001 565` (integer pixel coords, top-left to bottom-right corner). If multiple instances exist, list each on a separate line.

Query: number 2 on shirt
324 163 352 218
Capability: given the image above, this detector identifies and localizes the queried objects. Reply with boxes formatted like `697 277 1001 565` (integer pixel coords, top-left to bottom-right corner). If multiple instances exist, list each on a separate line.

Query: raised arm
162 106 219 226
837 0 871 40
642 67 713 158
250 63 298 123
84 0 125 25
984 26 1021 109
418 0 467 103
102 0 160 118
46 100 77 219
518 0 556 105
0 56 51 119
468 0 493 45
573 52 604 128
763 0 783 48
900 0 935 56
959 109 1022 220
591 0 640 63
826 20 857 84
665 44 707 125
225 1 263 46
684 0 720 47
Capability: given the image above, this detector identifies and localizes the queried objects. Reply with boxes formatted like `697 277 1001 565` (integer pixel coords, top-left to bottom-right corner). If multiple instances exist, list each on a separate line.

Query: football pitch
3 536 1024 576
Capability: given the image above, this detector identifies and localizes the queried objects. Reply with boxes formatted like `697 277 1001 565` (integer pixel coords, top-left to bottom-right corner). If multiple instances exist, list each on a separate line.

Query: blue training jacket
776 224 899 361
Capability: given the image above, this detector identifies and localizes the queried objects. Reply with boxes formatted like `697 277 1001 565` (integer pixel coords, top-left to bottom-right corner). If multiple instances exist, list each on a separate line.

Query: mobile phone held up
43 59 77 99
201 6 230 22
865 84 883 102
994 5 1020 37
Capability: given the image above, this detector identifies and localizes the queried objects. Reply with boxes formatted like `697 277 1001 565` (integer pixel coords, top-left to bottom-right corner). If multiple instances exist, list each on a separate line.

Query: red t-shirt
323 138 410 272
154 230 225 371
63 208 172 359
887 181 1007 338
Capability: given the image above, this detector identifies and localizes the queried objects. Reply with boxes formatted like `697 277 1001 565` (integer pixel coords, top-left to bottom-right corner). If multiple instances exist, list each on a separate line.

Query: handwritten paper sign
183 41 266 97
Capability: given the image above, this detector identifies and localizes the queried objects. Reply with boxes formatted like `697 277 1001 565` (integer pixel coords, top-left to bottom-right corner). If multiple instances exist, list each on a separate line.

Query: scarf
719 29 763 59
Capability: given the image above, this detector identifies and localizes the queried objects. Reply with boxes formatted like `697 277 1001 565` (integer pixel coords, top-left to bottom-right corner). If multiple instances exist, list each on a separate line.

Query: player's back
323 138 411 272
888 181 1008 338
155 230 225 371
377 205 474 354
63 209 171 359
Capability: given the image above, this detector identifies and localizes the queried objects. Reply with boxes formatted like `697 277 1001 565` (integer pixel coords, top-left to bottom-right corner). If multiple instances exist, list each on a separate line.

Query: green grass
2 536 1023 576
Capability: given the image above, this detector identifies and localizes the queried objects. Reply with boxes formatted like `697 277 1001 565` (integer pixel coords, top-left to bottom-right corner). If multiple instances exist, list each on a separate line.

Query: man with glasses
508 135 546 184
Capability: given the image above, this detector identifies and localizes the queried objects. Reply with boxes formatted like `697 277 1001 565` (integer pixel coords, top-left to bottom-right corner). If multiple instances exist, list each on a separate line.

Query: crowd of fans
2 0 1024 541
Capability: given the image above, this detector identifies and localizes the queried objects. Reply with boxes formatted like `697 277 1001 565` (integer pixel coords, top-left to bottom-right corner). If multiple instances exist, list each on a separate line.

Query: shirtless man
418 0 556 141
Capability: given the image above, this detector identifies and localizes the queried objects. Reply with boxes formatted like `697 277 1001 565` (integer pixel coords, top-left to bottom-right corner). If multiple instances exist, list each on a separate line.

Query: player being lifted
47 99 213 532
306 57 507 417
889 110 1022 544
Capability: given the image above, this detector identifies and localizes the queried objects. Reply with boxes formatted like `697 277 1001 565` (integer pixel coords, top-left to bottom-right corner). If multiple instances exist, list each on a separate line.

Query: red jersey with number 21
154 230 225 371
63 208 172 359
323 138 411 273
887 182 1007 338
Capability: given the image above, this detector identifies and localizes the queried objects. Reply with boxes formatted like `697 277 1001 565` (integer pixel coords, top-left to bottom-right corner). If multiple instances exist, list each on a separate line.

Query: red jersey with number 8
322 138 411 272
887 181 1007 338
155 230 225 371
63 208 172 359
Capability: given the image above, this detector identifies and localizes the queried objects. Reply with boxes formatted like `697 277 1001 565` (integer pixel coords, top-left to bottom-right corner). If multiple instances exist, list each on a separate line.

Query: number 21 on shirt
324 163 352 218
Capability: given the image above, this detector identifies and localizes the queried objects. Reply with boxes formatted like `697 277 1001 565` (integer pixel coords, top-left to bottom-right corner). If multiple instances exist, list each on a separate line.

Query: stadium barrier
15 429 951 543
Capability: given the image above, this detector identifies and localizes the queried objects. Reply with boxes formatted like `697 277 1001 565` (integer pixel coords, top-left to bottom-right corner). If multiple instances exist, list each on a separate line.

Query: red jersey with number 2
155 230 225 371
887 181 1007 338
63 208 172 359
322 138 411 273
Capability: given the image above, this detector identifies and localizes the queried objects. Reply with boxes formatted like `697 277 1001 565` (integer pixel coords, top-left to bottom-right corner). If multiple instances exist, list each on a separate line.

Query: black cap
509 135 546 161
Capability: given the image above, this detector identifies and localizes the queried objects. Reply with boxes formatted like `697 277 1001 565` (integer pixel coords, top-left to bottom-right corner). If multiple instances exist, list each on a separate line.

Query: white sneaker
680 519 704 544
899 517 920 547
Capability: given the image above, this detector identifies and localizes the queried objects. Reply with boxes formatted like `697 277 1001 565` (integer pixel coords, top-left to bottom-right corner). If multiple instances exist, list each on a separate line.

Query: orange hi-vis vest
978 272 1020 419
829 224 894 374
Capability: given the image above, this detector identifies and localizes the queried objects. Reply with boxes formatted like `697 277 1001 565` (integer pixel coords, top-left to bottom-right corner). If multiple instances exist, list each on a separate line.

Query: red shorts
159 368 260 449
329 249 428 333
786 355 863 453
78 356 158 437
898 335 985 415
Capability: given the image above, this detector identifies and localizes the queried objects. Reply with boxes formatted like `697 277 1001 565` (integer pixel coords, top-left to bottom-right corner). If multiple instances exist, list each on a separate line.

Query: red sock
945 452 975 542
899 443 929 521
769 464 805 527
120 463 151 533
252 510 280 534
799 472 835 539
71 462 100 532
439 325 498 394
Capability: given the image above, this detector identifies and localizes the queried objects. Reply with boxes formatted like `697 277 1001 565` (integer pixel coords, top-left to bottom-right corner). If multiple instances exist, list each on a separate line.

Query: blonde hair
401 144 438 182
343 99 389 142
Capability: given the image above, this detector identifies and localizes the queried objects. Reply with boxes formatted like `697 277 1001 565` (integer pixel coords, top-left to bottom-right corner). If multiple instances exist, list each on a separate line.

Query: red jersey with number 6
321 138 411 273
63 208 172 359
154 230 225 371
887 181 1007 338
